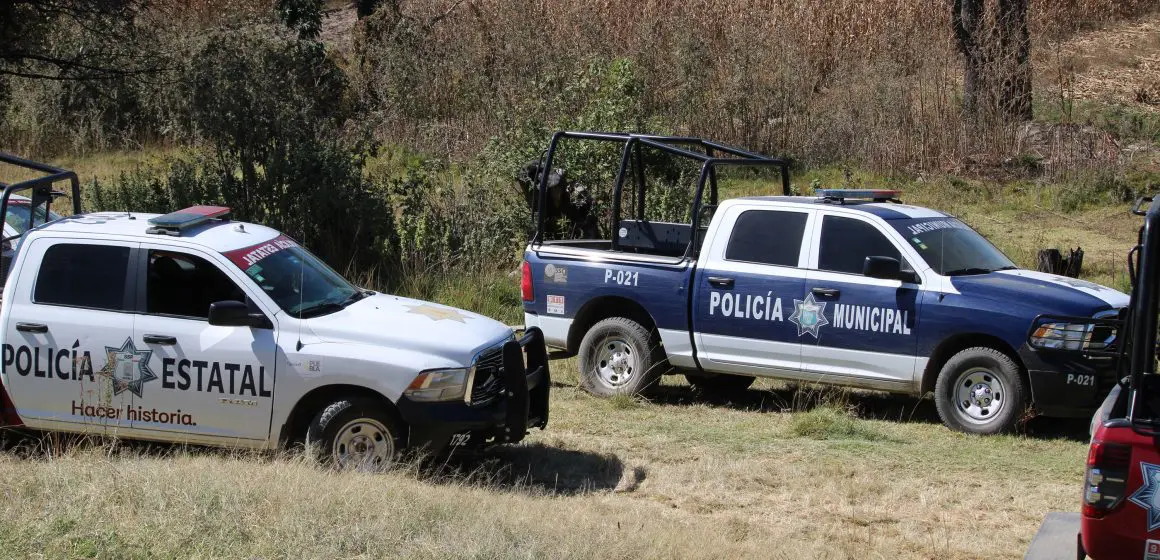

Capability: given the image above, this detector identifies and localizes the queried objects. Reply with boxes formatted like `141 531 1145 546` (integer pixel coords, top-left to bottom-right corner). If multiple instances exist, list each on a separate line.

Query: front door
693 207 813 375
1 239 138 433
128 245 278 443
802 213 921 384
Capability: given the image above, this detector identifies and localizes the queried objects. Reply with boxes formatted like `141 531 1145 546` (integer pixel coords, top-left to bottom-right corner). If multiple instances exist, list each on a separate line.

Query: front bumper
1022 312 1125 418
1020 343 1121 418
396 328 550 454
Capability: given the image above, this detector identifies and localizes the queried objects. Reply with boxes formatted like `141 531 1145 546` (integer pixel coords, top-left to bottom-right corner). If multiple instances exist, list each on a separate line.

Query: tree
0 0 161 81
950 0 1032 123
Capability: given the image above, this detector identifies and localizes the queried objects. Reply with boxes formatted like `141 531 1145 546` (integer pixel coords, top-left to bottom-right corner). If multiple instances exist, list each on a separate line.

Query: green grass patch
788 406 890 442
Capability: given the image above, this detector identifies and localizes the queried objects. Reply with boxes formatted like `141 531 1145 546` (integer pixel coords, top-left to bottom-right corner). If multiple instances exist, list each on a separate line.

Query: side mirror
863 256 920 284
208 300 272 329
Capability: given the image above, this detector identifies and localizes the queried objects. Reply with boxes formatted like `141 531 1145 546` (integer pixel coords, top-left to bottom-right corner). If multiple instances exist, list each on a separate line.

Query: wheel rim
594 337 638 388
332 418 395 471
952 367 1006 425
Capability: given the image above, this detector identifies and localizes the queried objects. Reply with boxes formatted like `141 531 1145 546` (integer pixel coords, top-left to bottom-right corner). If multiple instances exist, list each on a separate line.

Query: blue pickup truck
520 132 1128 434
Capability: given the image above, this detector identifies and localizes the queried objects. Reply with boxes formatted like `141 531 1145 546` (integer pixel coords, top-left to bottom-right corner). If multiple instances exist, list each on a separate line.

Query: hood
950 269 1128 317
305 293 514 366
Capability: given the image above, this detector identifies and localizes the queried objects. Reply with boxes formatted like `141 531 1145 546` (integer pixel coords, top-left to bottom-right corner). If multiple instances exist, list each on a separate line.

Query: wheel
686 373 755 395
934 347 1027 434
305 397 402 471
577 317 667 397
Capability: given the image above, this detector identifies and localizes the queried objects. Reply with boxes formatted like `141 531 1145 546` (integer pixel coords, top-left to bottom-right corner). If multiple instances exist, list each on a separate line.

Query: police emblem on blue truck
789 293 829 338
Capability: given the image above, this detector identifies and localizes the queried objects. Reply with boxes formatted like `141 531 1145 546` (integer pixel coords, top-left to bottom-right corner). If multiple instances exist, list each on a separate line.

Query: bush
377 157 527 277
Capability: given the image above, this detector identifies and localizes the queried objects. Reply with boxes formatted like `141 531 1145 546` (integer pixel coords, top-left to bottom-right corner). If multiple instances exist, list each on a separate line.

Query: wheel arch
566 295 658 354
920 333 1027 395
278 384 404 447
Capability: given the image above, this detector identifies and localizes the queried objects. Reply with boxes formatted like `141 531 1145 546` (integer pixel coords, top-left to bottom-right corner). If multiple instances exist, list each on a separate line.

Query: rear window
725 210 808 267
34 243 130 310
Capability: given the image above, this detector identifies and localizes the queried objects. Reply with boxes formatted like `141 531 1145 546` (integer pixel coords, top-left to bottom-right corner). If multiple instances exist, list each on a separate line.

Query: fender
0 381 22 426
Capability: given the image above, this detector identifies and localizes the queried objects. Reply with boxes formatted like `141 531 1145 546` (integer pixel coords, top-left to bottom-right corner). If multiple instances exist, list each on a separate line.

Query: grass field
0 363 1090 560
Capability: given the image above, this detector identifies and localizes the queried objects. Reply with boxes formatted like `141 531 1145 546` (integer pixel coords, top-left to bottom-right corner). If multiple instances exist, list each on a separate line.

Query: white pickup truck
0 154 549 469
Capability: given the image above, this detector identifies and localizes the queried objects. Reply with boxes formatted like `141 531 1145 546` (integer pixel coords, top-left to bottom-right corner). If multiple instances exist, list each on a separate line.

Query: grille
469 345 506 405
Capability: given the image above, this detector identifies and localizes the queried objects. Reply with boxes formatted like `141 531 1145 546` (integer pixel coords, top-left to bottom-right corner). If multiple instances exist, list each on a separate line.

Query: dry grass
0 363 1088 559
350 0 1159 175
1043 11 1160 112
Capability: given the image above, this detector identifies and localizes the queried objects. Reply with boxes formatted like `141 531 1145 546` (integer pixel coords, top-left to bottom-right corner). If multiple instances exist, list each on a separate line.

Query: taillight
1083 440 1132 518
521 260 534 302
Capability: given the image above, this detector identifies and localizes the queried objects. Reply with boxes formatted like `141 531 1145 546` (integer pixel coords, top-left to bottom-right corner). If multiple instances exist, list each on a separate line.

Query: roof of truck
31 211 282 253
733 195 951 220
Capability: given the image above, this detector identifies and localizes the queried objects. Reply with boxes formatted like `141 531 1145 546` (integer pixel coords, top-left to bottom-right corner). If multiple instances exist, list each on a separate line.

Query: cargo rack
530 132 792 257
0 152 83 242
0 153 83 282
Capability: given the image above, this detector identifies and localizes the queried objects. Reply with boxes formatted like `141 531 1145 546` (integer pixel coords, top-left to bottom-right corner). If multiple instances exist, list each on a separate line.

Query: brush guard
499 327 550 443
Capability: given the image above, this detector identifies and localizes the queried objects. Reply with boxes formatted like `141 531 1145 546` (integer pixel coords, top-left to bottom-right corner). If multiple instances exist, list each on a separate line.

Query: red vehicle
1080 195 1160 559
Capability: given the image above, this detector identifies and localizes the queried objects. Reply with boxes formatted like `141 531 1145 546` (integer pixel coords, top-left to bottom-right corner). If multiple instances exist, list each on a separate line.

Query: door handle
707 276 735 289
143 334 177 345
811 287 841 298
15 322 48 334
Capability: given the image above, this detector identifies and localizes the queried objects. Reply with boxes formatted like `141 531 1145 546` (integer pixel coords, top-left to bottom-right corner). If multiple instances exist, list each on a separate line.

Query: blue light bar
816 189 901 201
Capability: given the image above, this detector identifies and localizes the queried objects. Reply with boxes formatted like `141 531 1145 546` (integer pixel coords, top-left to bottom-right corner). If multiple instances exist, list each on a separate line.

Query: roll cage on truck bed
0 153 82 280
530 131 793 258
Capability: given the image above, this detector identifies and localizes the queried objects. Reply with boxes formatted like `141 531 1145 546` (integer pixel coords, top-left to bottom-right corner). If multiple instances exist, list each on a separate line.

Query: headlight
404 367 472 402
1030 322 1096 351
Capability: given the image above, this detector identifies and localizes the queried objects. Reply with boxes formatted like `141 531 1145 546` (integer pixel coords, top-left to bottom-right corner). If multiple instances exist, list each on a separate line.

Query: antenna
296 213 306 352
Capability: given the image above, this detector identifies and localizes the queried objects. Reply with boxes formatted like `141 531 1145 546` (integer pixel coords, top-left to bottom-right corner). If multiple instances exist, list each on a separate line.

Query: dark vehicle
1080 195 1160 559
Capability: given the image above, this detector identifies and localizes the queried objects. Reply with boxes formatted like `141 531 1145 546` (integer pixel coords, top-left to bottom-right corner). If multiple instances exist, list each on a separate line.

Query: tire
686 373 755 396
934 347 1027 435
305 397 402 471
577 317 667 397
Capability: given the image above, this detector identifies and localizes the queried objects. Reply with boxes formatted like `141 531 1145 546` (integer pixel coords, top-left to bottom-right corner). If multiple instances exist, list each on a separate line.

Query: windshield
891 218 1016 276
5 202 62 234
224 235 363 318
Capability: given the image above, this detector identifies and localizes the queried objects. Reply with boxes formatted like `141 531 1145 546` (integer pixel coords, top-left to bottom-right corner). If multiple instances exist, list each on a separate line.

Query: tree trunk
998 0 1033 121
356 0 380 19
951 0 986 120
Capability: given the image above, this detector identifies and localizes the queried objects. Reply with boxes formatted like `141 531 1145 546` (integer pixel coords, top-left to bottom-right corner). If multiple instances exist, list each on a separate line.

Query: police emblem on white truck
103 338 156 397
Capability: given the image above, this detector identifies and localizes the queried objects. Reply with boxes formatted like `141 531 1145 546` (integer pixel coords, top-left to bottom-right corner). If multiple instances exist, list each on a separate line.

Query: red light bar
147 205 231 236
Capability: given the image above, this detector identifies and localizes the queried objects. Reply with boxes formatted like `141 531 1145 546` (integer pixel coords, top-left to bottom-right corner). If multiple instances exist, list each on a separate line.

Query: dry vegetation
349 0 1157 174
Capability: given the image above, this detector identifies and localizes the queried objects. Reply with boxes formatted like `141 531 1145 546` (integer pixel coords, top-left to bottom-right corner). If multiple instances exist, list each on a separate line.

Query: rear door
1 238 138 433
692 205 813 375
801 212 921 385
127 243 278 443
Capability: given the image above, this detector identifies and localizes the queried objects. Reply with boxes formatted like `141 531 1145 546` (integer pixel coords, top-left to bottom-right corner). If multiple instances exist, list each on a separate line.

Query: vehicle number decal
1066 373 1095 387
1148 540 1160 560
604 269 639 286
546 295 565 315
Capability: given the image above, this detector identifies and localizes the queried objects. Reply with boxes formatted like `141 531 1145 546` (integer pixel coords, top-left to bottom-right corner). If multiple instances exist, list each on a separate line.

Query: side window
724 210 808 267
146 250 246 319
34 243 130 310
818 215 902 275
